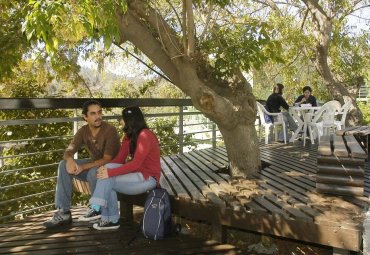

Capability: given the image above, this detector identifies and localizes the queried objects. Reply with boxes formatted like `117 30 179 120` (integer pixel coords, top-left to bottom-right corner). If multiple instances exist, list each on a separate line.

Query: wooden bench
316 134 367 196
72 153 230 242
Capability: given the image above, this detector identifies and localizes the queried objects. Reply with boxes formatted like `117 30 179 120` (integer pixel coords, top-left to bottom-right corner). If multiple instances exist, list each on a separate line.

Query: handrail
0 98 223 222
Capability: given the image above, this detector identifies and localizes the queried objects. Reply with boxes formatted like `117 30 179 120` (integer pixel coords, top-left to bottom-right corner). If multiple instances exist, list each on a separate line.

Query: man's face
303 90 311 99
84 104 103 128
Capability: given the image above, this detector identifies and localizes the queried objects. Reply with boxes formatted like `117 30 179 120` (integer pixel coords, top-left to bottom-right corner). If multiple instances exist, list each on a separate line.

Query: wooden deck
0 208 243 255
1 142 369 254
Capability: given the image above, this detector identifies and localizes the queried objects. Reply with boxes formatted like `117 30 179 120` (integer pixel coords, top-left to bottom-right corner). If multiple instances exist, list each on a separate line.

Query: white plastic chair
306 100 341 146
335 100 351 130
256 102 286 144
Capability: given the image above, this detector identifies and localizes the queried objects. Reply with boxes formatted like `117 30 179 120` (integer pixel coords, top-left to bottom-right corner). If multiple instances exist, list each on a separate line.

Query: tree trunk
219 123 261 177
303 0 363 125
118 0 261 177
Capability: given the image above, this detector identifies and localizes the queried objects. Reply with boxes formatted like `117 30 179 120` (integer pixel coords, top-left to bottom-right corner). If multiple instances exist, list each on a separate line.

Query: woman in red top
79 106 161 230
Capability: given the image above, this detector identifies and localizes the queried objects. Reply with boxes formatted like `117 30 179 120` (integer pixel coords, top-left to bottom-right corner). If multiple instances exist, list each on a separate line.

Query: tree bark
302 0 363 125
219 124 261 177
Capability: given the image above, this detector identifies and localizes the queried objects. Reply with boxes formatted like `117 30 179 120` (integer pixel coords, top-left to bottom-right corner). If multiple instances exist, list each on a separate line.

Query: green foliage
0 1 30 78
148 118 196 156
0 62 74 221
201 19 283 79
358 102 370 125
23 0 127 53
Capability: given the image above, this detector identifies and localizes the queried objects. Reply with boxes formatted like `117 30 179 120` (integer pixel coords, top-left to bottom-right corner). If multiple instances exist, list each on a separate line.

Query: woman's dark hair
121 106 148 155
82 100 101 116
273 83 284 95
302 86 312 93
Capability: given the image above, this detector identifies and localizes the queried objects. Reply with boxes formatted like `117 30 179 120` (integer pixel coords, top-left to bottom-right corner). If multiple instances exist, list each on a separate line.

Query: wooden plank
317 163 364 177
168 155 225 206
162 156 208 202
317 155 365 166
333 135 348 157
316 183 364 196
336 126 358 136
318 135 332 156
160 158 190 199
345 135 367 159
316 174 364 187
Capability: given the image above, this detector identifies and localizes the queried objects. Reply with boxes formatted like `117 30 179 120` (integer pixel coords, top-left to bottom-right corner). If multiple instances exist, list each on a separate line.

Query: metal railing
0 98 224 222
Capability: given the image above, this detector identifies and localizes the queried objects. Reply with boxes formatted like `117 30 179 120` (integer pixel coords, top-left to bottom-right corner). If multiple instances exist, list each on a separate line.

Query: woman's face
303 90 311 99
119 118 125 129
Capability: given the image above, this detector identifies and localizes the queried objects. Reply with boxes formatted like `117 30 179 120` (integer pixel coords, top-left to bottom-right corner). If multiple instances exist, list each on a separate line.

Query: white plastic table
289 106 321 143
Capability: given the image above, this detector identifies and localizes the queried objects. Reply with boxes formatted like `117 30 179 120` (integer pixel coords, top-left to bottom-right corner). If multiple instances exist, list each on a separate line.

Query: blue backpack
142 188 172 240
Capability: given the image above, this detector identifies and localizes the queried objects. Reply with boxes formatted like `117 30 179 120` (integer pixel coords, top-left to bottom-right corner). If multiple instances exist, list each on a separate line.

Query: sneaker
78 208 101 222
43 210 72 228
93 220 120 230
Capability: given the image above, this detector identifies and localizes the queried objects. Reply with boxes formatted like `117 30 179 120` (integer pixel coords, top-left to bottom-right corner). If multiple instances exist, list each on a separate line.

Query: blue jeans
55 159 98 211
90 163 157 223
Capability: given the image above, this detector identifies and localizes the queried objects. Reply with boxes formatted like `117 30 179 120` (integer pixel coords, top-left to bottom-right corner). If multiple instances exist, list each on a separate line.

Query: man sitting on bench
43 100 120 228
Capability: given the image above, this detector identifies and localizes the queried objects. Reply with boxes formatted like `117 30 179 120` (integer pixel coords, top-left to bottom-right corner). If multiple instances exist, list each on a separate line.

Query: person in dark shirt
294 86 317 106
266 83 298 142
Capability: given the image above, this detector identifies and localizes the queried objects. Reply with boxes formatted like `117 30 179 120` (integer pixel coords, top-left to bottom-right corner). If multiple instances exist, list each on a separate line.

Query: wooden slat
333 135 348 157
160 158 190 200
162 156 208 202
316 174 364 187
317 155 365 166
317 163 364 177
318 135 332 156
168 155 225 206
316 183 364 196
345 135 367 159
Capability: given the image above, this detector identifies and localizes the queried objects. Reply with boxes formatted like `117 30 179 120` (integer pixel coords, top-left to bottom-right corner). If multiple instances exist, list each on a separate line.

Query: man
266 83 298 142
43 99 120 228
294 86 318 106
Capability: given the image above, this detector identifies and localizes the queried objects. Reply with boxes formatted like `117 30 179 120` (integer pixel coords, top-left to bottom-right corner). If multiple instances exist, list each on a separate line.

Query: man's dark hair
302 86 312 93
82 100 102 116
273 83 284 95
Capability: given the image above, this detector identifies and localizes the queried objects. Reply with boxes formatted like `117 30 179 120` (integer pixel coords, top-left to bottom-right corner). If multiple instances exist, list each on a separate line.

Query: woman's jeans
90 163 157 223
55 159 98 211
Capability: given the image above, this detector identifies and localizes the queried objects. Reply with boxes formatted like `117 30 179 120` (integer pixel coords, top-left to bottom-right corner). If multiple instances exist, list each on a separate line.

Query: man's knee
58 160 68 175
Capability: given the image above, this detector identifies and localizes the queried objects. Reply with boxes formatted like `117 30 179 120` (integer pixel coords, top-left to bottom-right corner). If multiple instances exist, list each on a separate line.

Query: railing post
212 123 217 148
74 109 78 159
179 106 184 154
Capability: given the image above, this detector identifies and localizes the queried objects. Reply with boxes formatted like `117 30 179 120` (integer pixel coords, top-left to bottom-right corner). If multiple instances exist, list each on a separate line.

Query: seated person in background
294 86 317 106
266 83 298 142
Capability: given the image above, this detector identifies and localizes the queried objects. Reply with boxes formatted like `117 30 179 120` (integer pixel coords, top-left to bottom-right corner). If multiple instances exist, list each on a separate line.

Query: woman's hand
97 165 109 179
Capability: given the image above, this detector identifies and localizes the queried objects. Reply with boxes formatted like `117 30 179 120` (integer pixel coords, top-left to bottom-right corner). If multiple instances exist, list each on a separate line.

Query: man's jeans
90 163 157 223
55 159 98 211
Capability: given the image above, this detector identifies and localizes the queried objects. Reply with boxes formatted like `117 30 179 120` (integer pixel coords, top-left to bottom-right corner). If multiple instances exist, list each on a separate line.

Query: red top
108 129 161 181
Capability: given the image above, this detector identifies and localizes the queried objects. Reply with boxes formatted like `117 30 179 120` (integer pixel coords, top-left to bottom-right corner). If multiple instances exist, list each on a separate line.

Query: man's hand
97 166 109 179
74 164 84 175
66 158 77 174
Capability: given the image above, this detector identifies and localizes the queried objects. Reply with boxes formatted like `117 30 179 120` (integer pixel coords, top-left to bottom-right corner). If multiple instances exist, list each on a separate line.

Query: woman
80 106 161 230
266 83 298 142
294 86 317 106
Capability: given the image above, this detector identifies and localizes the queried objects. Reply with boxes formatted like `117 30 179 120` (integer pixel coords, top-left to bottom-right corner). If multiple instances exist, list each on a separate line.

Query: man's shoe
78 208 101 222
93 220 120 230
43 210 72 228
